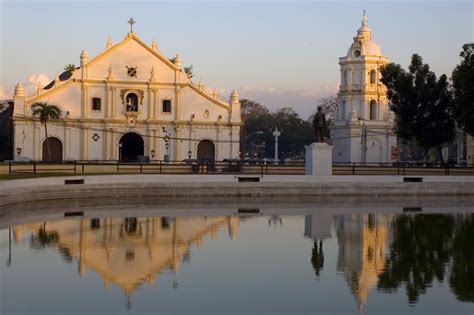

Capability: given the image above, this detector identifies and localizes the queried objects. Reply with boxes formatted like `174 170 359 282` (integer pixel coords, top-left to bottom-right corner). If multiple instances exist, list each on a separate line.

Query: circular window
353 50 361 57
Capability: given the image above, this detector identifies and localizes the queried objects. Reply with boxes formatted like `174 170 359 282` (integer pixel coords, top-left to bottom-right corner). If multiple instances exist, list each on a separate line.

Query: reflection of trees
30 223 60 249
378 213 474 304
377 214 454 303
449 214 474 302
377 214 454 304
311 240 324 277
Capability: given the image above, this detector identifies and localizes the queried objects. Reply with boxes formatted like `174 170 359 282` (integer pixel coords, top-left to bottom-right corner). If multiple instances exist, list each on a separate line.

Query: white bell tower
330 12 397 164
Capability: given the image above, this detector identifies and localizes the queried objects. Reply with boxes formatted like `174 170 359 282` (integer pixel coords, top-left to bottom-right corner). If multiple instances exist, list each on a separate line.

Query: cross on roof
127 18 136 33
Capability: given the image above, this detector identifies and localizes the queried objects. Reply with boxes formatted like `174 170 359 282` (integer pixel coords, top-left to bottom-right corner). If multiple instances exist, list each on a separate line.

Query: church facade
12 29 241 162
330 14 397 164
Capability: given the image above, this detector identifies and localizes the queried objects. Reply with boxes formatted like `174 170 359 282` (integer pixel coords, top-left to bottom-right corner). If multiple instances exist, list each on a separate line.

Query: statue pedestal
305 143 333 176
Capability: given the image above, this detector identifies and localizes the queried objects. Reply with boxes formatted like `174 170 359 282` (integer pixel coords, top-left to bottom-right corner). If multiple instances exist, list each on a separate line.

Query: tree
452 43 474 136
0 101 14 161
63 64 76 72
240 99 272 158
31 102 62 162
309 95 340 126
272 107 312 158
380 54 455 162
240 99 314 159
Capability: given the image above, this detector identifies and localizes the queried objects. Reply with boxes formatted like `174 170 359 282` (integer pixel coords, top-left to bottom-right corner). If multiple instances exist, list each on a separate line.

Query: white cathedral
331 14 397 164
12 23 241 162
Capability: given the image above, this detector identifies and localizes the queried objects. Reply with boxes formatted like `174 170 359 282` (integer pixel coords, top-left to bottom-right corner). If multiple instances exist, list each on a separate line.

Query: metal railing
4 160 474 176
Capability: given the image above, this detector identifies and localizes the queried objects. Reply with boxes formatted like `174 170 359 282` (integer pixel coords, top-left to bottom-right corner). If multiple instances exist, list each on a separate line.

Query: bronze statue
313 106 326 143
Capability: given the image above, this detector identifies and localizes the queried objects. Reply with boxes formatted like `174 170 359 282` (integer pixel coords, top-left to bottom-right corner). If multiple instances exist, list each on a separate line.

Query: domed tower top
357 11 372 40
346 11 382 58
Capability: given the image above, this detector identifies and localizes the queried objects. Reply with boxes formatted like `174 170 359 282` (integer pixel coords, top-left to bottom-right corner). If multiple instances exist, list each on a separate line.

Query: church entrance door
42 137 63 162
197 140 215 162
119 132 144 162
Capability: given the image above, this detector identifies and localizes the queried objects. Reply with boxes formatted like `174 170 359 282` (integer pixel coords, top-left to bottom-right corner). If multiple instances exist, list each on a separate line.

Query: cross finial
127 17 136 33
362 10 368 25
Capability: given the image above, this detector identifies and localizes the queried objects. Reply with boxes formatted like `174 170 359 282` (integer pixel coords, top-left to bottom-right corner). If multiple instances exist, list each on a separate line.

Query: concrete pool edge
1 175 473 209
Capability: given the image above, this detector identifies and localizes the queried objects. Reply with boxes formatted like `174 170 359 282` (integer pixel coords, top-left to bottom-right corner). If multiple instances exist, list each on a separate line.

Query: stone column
81 126 88 160
305 143 333 176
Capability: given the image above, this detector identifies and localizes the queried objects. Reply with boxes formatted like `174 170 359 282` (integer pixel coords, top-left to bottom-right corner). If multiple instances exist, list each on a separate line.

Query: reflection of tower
227 216 240 240
13 225 25 243
78 219 87 277
336 214 390 314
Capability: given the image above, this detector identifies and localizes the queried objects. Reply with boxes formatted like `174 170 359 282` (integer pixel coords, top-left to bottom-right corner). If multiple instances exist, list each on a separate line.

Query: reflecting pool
1 200 473 314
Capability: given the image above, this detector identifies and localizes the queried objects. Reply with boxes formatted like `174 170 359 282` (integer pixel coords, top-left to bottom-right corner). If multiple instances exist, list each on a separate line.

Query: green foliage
31 102 62 123
377 214 454 304
308 95 339 126
63 64 76 72
31 102 62 161
184 65 194 78
377 214 474 304
452 43 474 136
240 99 312 159
30 225 60 249
380 54 455 161
449 214 474 302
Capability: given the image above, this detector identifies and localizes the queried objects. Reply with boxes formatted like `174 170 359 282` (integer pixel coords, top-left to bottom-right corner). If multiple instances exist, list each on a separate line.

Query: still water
0 200 473 315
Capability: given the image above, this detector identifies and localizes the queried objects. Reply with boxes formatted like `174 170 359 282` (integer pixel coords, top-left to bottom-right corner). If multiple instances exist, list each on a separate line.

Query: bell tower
331 12 396 164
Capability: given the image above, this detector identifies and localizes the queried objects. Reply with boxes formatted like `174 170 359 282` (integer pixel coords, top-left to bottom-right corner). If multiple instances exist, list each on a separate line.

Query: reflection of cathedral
13 216 240 297
335 214 390 313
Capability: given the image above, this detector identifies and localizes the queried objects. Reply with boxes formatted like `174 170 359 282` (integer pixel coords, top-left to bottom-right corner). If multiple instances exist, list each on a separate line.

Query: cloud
25 74 51 96
0 84 12 100
237 84 339 119
0 73 51 100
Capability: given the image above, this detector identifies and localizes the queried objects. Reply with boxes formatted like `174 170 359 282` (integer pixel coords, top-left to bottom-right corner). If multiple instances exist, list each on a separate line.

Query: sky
0 0 472 118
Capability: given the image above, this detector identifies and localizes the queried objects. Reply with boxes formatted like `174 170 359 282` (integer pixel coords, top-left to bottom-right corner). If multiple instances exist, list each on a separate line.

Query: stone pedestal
305 143 333 176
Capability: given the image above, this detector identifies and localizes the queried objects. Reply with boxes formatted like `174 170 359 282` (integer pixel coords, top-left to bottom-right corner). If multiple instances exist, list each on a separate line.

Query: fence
4 160 474 176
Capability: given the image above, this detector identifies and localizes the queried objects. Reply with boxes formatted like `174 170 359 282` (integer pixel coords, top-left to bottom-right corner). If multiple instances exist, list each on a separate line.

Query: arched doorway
119 132 144 162
42 137 63 162
197 140 215 162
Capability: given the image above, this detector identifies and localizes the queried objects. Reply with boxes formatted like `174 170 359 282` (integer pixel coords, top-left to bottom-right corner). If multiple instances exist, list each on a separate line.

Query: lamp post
162 127 170 162
272 127 281 164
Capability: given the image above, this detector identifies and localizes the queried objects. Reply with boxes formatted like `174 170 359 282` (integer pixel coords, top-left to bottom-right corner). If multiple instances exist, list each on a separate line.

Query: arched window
369 100 377 120
342 70 347 85
125 93 138 112
370 70 377 84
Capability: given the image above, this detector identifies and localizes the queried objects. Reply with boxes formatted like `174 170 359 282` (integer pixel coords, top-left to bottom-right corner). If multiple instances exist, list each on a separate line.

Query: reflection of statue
311 240 324 276
312 106 326 143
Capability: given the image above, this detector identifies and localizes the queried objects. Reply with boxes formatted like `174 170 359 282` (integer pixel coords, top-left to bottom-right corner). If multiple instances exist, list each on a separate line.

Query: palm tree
63 64 76 72
31 102 62 162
